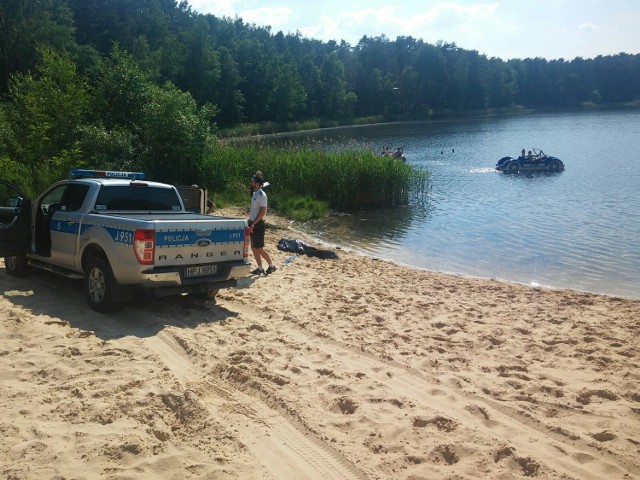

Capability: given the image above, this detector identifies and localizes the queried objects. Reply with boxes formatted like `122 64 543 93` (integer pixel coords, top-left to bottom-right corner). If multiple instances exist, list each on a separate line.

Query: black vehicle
496 149 564 174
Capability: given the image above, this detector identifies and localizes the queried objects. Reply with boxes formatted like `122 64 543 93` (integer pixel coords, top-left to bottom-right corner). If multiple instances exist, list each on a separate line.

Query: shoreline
219 103 640 139
270 209 639 302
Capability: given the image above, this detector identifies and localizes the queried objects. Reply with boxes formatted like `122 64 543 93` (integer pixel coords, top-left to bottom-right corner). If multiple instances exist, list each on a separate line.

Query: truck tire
84 256 120 312
4 255 29 277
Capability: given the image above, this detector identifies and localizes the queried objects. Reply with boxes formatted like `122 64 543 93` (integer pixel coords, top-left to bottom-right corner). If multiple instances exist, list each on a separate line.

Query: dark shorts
250 220 265 248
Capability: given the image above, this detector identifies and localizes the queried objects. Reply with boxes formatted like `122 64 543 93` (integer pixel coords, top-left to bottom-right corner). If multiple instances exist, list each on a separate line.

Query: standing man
249 172 276 275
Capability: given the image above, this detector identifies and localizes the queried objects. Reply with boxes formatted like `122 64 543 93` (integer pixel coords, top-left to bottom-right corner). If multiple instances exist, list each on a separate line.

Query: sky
185 0 640 60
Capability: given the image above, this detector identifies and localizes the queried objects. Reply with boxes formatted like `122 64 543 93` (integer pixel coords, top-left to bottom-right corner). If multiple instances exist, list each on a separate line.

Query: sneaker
265 265 277 275
250 267 264 275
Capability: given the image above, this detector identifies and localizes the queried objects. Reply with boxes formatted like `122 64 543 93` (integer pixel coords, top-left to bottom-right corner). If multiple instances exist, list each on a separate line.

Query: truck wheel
4 255 29 277
84 256 119 312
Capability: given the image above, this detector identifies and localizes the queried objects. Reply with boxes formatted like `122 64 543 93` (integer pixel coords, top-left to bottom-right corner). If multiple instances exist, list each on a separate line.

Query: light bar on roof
70 169 145 180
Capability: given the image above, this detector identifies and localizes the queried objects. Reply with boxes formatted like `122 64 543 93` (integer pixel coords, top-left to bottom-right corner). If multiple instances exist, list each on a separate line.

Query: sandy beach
1 207 639 479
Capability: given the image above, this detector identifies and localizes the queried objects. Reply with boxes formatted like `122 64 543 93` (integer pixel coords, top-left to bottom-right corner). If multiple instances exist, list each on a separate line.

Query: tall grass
199 143 429 213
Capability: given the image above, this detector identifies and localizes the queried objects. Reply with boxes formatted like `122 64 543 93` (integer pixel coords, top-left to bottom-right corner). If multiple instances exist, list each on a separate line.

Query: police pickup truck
0 170 250 312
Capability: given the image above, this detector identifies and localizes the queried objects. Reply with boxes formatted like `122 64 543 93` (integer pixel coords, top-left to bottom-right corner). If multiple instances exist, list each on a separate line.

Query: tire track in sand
140 328 366 480
273 321 639 480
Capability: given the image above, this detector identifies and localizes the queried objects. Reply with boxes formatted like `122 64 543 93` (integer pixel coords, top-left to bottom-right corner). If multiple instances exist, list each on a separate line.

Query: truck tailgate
149 217 247 267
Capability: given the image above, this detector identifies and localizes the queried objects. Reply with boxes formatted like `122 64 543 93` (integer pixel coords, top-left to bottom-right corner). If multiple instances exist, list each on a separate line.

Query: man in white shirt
248 173 276 275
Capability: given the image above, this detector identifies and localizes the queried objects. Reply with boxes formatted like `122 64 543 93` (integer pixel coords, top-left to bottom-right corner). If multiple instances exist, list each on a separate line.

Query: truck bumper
140 263 251 288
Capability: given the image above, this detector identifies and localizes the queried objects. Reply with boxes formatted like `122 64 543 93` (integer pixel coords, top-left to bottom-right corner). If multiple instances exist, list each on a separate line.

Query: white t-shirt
250 188 267 222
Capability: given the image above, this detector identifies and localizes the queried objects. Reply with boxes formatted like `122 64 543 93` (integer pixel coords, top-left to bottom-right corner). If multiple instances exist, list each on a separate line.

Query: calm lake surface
274 110 640 299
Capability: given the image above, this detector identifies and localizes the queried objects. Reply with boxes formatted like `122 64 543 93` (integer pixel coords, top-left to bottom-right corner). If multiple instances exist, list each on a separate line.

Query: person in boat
392 147 404 159
521 148 526 159
527 150 534 161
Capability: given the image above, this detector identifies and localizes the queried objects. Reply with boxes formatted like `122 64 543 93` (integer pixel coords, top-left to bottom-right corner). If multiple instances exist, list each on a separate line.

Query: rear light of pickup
134 229 155 265
244 226 250 258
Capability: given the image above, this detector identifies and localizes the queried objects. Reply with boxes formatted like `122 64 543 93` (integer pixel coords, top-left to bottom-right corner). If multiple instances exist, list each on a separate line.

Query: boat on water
496 148 564 174
382 146 406 162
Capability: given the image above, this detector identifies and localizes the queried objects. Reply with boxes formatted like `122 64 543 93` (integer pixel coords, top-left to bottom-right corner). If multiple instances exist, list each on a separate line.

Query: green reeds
200 143 429 214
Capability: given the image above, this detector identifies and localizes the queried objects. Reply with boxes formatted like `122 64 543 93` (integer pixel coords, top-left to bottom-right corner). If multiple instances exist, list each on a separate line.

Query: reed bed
201 143 429 212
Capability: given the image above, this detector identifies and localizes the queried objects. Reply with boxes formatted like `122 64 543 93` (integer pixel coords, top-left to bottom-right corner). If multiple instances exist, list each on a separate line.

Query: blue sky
186 0 640 60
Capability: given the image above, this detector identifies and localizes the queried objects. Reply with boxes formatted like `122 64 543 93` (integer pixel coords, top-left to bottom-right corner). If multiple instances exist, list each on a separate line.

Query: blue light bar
70 169 145 180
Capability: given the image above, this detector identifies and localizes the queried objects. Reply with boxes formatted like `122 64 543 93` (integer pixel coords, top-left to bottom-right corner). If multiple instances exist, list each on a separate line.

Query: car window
0 182 25 207
41 185 66 205
94 185 182 211
60 184 90 212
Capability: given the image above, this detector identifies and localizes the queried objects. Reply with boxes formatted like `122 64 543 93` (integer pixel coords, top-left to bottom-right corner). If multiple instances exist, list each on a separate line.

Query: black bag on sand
277 238 339 259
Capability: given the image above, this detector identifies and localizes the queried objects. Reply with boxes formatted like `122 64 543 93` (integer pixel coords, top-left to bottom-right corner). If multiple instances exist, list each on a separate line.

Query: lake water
274 110 640 299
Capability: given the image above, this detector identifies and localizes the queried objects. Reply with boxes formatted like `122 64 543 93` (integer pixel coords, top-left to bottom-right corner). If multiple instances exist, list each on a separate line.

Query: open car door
176 185 207 214
0 180 31 257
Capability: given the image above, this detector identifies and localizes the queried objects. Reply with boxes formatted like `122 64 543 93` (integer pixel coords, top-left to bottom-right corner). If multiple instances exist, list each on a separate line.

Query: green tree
7 47 91 185
141 82 218 185
487 59 517 108
0 0 75 94
215 47 244 126
299 56 323 119
178 17 220 105
412 43 447 113
234 38 275 122
93 46 152 134
271 61 307 124
320 52 346 118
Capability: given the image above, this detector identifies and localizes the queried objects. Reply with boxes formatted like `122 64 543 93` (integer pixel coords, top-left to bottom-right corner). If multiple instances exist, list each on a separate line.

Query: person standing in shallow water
248 172 276 275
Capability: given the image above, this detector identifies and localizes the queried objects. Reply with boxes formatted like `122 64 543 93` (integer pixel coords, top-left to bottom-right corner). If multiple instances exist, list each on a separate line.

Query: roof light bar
70 169 145 180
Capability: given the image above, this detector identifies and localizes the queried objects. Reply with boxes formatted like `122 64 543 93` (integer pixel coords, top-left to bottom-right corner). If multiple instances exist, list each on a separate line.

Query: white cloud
296 2 503 45
241 7 294 29
299 7 400 43
187 0 236 17
412 2 499 28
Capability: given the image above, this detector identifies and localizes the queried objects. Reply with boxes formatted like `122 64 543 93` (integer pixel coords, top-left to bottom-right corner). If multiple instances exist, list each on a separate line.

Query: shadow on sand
0 267 247 341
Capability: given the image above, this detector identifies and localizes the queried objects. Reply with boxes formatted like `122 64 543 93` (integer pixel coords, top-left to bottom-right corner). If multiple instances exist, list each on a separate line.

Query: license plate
184 265 217 278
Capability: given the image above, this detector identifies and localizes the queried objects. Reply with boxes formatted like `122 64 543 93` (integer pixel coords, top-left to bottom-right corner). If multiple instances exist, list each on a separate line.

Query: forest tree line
2 0 639 128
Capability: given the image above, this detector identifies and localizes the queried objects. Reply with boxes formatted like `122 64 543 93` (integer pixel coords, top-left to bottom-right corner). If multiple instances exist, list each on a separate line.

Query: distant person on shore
249 171 276 276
